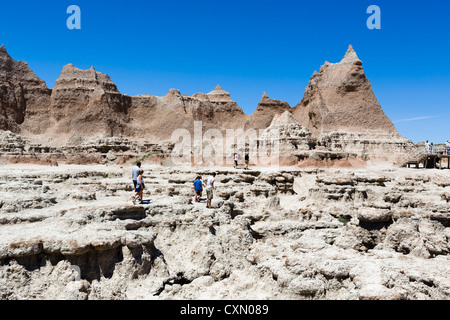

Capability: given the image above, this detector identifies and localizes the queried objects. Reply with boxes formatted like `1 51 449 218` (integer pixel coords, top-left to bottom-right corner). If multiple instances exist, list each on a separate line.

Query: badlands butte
0 44 449 300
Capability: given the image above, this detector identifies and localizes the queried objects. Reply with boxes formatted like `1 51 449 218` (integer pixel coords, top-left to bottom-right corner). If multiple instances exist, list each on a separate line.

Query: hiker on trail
430 142 434 154
132 169 145 205
245 153 249 170
234 153 238 168
193 176 204 203
446 140 450 155
132 161 141 189
363 152 368 162
204 172 216 208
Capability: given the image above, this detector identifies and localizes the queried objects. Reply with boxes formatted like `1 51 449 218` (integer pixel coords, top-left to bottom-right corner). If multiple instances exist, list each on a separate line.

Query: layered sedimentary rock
256 111 361 166
259 110 314 150
129 85 247 143
188 85 246 123
291 45 413 160
245 92 291 131
257 111 314 164
0 44 416 162
317 131 414 162
0 45 51 133
40 64 132 144
0 164 449 299
292 45 397 135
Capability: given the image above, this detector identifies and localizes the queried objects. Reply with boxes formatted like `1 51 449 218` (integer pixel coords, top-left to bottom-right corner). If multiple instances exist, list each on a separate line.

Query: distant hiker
234 153 238 168
193 176 204 203
425 140 430 154
245 153 249 169
430 142 434 154
132 169 145 205
132 161 141 189
446 140 450 155
363 152 368 162
204 172 216 208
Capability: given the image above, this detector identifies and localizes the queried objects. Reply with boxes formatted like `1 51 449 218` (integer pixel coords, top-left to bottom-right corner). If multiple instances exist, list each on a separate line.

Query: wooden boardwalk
406 153 450 169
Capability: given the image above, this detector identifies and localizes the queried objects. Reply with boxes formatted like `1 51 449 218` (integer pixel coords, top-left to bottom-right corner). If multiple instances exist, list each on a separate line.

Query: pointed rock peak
261 92 269 99
208 85 231 96
89 66 96 71
206 85 234 102
208 85 229 94
166 88 181 96
0 44 6 53
62 63 76 71
270 110 299 126
340 44 362 65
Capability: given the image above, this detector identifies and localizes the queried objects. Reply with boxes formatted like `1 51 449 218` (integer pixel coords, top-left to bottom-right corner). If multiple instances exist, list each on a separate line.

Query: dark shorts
133 180 137 188
195 190 202 196
135 185 142 193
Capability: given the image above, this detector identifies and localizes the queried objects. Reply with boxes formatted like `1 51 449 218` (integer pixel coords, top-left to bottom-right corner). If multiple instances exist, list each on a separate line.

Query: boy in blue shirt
193 176 204 203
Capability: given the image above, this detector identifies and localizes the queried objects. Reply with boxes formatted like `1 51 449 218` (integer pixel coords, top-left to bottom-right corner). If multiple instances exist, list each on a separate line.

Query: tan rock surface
245 92 291 131
292 45 398 135
0 45 51 133
0 163 448 300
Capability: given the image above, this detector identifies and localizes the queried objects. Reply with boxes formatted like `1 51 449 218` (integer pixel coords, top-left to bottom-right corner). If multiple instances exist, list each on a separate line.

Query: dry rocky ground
0 162 448 300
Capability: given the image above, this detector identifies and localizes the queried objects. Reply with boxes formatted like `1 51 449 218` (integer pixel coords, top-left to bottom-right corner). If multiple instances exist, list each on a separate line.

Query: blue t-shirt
194 180 203 192
132 166 140 180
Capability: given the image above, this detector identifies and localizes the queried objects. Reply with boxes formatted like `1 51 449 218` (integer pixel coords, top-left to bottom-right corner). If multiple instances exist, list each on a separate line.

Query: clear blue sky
1 0 449 144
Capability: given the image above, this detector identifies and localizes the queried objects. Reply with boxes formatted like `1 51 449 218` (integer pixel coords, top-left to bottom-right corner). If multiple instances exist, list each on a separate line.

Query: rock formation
291 45 414 160
256 111 314 165
0 45 447 301
292 45 397 135
129 85 247 143
0 163 448 300
181 85 247 132
0 44 416 162
0 45 51 133
37 64 132 145
245 92 291 131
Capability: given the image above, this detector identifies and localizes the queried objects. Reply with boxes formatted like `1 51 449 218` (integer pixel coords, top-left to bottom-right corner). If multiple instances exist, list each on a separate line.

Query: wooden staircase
395 150 426 168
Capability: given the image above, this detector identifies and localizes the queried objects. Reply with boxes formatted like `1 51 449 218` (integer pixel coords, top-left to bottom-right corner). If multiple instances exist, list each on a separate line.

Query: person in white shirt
446 140 450 155
234 153 238 168
204 172 216 208
425 140 430 154
132 161 141 189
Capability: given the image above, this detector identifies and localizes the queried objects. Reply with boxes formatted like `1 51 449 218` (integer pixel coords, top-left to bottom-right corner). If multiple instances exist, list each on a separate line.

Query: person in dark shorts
132 161 141 189
132 169 145 204
193 176 204 203
245 153 249 170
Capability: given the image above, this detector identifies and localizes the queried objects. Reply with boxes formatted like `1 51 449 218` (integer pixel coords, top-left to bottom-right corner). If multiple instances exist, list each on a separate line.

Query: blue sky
1 0 449 144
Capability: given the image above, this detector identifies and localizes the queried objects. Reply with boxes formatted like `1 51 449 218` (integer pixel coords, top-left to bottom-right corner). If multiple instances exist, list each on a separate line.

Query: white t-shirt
206 176 215 189
234 154 238 161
